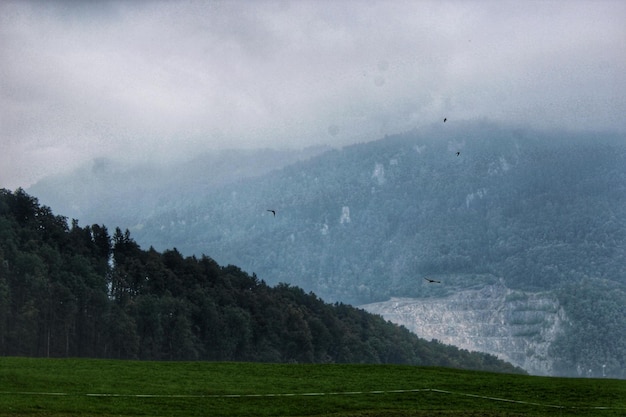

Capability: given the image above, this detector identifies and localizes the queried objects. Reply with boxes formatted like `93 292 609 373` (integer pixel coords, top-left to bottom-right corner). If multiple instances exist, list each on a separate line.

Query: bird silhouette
443 118 447 123
456 151 460 156
267 209 276 216
423 277 441 283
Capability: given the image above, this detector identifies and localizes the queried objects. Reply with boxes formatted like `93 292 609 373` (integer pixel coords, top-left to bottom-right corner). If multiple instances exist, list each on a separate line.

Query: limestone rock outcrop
361 281 568 375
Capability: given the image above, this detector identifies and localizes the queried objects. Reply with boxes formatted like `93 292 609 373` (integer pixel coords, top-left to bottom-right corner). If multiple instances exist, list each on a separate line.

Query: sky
1 0 625 189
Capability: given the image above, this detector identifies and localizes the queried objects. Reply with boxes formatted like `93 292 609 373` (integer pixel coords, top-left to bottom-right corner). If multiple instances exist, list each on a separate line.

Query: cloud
1 0 625 188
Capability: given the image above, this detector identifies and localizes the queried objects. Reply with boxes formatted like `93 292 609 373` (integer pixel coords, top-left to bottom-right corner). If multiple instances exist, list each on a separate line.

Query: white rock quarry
361 281 568 375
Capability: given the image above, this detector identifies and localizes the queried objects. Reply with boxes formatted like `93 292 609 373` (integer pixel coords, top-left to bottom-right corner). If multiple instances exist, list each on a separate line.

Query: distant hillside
0 189 522 372
117 123 625 301
23 122 626 377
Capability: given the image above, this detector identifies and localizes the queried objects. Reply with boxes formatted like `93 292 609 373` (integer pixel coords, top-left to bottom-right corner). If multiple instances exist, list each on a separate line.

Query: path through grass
0 357 624 416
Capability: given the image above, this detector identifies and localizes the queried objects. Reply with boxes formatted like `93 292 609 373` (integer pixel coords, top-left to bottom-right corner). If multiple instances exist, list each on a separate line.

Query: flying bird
443 118 447 123
267 209 276 217
456 151 460 156
423 277 441 284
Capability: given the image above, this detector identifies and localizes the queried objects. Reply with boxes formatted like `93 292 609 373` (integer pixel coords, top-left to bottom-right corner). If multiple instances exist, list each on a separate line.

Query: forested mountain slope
119 123 625 301
0 189 521 373
24 122 626 377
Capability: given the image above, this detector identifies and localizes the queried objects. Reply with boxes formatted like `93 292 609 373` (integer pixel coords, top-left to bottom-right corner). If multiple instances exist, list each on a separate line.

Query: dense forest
0 189 521 373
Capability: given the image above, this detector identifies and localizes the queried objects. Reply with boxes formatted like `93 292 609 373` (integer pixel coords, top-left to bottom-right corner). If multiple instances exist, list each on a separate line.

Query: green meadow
0 357 624 416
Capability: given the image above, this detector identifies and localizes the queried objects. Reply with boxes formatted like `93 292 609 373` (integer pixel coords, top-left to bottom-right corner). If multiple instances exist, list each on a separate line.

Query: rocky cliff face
361 281 568 375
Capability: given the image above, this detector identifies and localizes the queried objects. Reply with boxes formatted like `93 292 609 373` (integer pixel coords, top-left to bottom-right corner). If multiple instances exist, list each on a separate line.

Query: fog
1 0 625 189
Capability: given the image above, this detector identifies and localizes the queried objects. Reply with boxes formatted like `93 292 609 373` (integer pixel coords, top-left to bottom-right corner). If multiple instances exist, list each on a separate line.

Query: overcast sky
1 0 625 189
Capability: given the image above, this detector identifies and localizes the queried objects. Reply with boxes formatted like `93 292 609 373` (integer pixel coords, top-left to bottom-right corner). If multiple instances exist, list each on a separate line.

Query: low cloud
1 0 625 188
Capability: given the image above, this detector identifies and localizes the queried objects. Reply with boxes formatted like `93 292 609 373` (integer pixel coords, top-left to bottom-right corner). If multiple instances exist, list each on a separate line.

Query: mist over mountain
29 122 626 377
28 145 330 228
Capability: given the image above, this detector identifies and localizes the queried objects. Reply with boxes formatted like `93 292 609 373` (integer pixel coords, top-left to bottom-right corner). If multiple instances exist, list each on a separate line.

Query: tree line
0 188 521 373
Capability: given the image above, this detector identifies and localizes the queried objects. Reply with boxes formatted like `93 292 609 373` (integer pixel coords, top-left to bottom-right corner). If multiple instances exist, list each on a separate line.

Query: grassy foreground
0 357 624 416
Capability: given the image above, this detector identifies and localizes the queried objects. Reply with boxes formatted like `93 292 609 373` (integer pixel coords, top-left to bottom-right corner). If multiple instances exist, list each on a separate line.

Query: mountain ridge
25 122 626 377
116 123 625 299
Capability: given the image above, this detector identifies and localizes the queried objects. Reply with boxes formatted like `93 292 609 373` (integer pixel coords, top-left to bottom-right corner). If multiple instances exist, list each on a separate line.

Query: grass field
0 357 624 416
